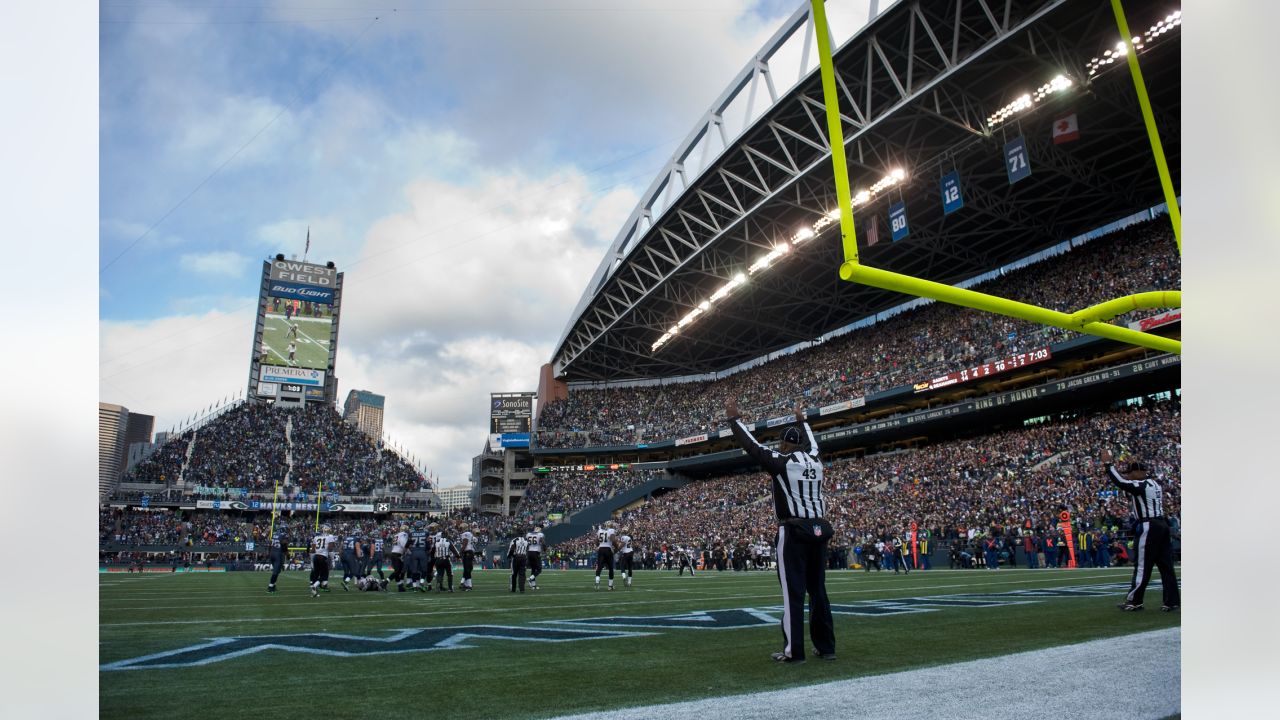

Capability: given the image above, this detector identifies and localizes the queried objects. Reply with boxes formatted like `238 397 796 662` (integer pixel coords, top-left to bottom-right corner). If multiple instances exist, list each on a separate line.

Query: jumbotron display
249 256 343 404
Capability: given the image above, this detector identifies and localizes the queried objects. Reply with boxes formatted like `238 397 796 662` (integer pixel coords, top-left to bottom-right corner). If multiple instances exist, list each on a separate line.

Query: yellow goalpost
808 0 1181 355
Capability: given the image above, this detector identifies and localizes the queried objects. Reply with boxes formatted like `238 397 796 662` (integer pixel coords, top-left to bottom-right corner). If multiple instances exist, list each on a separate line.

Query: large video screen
258 295 334 370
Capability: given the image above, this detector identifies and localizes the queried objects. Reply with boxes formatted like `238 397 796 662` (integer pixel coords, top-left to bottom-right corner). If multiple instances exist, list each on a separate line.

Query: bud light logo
267 280 334 305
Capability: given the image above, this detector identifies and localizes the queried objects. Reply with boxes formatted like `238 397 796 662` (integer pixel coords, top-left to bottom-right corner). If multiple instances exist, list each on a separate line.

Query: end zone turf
100 568 1180 719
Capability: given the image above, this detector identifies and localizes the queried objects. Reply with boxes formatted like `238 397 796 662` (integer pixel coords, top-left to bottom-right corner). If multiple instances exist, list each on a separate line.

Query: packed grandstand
99 0 1181 578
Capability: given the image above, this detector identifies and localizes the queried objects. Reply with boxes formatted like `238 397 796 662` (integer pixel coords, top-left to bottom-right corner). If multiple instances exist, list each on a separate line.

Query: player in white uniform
594 522 619 590
525 527 547 590
389 524 410 592
617 530 636 588
309 525 337 598
458 523 477 591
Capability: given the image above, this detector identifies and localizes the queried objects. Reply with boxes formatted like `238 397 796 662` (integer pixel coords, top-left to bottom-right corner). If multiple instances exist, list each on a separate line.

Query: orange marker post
1059 510 1078 569
910 522 919 570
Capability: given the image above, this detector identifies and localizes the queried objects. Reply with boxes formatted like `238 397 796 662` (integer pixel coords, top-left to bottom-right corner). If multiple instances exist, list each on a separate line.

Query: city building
99 403 129 501
343 389 385 440
121 412 154 477
437 484 473 512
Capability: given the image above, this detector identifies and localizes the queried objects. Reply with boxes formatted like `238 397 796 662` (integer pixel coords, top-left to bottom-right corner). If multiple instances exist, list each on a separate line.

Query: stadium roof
552 0 1180 382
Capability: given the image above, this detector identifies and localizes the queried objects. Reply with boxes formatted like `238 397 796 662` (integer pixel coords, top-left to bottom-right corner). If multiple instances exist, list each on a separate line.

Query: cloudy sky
99 0 879 486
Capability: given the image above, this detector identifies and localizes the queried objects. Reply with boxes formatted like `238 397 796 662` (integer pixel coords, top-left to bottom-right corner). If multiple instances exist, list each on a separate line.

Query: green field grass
261 313 330 369
100 567 1179 719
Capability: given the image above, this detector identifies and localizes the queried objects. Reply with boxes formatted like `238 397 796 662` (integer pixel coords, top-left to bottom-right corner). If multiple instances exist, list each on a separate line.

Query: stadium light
1086 8 1181 77
650 163 908 353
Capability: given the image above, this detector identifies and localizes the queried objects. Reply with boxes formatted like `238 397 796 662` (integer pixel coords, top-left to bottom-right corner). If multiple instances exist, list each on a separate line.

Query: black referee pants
510 555 527 592
776 520 836 661
1126 518 1180 607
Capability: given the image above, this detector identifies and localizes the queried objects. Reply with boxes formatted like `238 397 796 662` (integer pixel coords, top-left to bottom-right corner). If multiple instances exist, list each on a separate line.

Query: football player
594 521 619 590
309 525 336 598
458 523 477 591
266 527 289 594
617 528 636 589
389 523 409 592
525 525 547 591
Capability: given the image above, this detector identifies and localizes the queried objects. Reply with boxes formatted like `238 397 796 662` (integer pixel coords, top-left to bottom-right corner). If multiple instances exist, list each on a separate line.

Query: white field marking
98 573 189 586
292 322 329 349
96 566 1136 595
551 628 1181 720
99 572 1132 628
96 570 1132 604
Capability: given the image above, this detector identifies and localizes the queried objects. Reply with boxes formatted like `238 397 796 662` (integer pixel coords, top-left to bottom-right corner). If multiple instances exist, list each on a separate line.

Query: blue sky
98 0 878 483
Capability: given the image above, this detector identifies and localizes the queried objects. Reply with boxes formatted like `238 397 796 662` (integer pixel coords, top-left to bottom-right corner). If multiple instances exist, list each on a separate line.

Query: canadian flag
1052 112 1079 144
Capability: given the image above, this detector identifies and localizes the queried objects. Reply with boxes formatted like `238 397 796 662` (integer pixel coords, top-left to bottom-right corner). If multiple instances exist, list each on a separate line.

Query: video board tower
246 254 344 407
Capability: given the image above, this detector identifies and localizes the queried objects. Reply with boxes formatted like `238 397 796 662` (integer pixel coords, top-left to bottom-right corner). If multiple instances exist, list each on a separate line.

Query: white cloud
100 0 816 485
100 305 259 431
179 251 248 277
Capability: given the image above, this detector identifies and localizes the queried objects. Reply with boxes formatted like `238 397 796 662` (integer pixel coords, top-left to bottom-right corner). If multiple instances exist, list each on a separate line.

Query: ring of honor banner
1004 136 1031 184
940 171 963 214
888 201 909 242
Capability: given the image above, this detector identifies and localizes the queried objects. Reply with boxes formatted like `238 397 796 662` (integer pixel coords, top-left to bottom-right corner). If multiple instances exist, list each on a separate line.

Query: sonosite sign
490 393 534 434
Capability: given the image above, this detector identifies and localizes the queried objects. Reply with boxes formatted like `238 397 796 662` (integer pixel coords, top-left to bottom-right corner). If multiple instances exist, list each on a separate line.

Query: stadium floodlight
1086 8 1181 77
794 227 816 242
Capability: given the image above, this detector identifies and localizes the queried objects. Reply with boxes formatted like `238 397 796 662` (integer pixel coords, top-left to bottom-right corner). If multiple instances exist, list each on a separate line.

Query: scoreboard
490 392 534 434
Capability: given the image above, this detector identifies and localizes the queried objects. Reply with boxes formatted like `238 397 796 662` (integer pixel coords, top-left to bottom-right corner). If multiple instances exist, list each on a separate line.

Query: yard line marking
99 572 1136 628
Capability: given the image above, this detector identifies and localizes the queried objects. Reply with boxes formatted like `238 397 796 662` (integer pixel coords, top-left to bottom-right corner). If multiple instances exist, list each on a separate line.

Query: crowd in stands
556 398 1181 557
100 506 523 552
183 403 288 492
119 401 430 501
536 220 1180 447
517 469 663 520
123 433 190 484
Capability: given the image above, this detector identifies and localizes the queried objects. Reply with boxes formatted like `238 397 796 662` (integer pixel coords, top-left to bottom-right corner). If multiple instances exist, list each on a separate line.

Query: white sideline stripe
552 628 1181 720
98 572 1137 628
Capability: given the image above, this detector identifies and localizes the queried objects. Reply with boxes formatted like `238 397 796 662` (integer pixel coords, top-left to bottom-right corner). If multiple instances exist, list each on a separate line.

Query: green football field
100 567 1180 719
261 313 331 369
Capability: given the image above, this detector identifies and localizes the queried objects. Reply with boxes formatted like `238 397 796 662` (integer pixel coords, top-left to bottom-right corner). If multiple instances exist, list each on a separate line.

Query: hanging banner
940 171 964 214
1005 136 1032 184
889 201 909 241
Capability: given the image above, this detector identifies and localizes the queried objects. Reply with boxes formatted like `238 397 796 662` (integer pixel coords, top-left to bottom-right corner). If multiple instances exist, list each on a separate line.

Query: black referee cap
1123 461 1149 473
780 426 802 446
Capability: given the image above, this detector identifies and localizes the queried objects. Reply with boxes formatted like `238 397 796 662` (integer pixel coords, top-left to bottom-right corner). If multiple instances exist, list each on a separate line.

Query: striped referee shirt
1106 464 1164 520
432 536 454 559
508 537 529 558
729 418 825 521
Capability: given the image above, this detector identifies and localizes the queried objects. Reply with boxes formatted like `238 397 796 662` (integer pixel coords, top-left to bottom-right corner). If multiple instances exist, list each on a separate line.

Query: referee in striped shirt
1102 448 1180 612
727 398 835 663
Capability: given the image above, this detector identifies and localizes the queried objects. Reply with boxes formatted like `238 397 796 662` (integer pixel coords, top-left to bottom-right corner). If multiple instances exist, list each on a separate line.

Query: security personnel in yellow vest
1078 526 1095 568
918 532 931 570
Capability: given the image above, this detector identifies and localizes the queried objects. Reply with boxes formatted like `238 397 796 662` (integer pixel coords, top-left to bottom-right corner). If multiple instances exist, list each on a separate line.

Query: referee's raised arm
1101 448 1145 495
725 398 786 474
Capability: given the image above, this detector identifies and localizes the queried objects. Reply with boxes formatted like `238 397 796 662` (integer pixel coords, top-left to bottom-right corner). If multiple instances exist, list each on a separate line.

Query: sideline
551 628 1181 720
